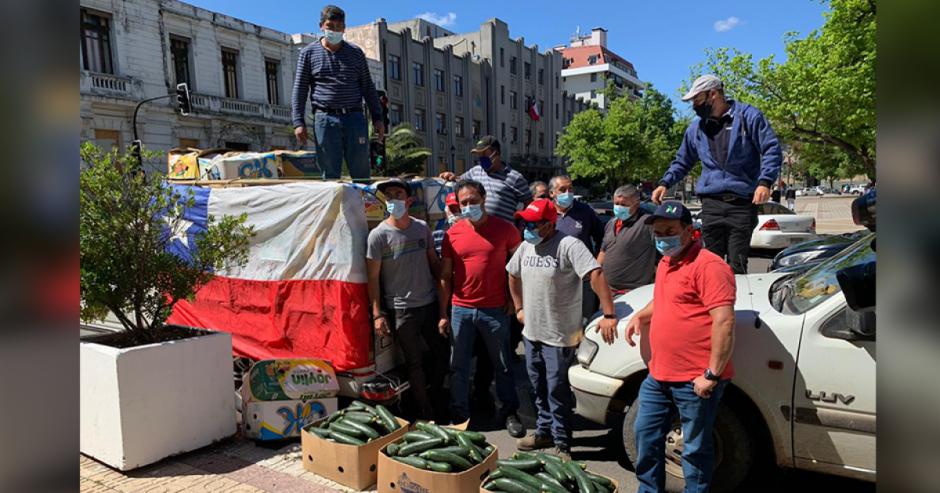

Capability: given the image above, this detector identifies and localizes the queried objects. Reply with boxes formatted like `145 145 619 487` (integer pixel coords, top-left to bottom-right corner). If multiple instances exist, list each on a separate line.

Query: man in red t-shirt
440 179 525 437
623 201 736 493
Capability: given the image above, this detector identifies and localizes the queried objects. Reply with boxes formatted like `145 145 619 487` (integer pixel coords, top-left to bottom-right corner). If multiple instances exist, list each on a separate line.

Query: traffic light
377 90 390 129
130 139 143 167
176 83 192 116
370 140 386 175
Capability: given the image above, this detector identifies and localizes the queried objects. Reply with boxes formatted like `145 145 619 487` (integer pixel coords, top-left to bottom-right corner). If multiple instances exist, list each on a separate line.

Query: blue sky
186 0 829 106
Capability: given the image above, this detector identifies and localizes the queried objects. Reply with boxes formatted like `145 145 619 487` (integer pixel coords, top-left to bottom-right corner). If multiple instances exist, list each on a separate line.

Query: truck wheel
623 397 755 493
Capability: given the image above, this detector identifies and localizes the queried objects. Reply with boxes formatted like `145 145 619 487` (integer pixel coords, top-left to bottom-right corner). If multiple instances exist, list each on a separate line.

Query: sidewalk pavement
80 437 370 493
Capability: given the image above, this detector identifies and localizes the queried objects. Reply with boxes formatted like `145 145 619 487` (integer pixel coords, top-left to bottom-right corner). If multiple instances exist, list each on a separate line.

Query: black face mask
693 92 713 119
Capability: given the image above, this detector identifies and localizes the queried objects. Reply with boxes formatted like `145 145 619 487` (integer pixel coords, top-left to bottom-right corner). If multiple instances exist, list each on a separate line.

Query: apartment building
557 27 645 110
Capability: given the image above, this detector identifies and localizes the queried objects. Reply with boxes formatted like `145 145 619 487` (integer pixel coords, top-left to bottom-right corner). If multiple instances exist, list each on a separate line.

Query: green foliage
379 123 432 176
556 84 682 190
80 142 255 343
598 79 621 105
683 0 876 177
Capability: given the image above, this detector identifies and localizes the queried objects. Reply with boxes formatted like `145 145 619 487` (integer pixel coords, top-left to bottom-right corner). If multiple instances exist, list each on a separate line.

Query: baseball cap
376 178 412 197
445 192 458 207
471 135 500 153
645 201 693 225
681 75 724 102
515 199 558 223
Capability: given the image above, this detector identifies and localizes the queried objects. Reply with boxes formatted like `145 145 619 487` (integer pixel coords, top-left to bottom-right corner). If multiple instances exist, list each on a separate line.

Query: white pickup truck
570 205 876 491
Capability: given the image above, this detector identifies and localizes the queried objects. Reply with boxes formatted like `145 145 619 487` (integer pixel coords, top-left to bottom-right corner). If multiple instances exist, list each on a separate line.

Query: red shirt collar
662 240 703 267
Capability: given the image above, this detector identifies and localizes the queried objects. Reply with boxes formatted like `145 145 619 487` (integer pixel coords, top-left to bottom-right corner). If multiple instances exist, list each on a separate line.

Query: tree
598 79 620 105
80 142 254 344
794 143 867 189
379 123 433 176
684 0 876 177
557 85 681 191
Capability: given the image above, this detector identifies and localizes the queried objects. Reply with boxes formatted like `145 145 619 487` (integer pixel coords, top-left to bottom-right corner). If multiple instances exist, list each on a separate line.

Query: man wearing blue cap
653 75 782 274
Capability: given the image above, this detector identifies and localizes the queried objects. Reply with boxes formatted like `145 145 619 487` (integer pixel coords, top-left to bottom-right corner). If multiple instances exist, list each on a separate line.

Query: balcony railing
190 93 292 122
80 72 143 99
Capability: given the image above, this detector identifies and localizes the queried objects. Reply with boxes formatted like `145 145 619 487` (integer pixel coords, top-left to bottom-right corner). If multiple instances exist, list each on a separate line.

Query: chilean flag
527 98 541 122
167 183 371 372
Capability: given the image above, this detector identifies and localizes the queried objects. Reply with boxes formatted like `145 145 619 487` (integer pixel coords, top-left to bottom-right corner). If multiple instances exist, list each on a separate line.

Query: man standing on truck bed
439 179 526 437
291 5 385 181
367 178 449 422
623 201 736 493
652 75 782 274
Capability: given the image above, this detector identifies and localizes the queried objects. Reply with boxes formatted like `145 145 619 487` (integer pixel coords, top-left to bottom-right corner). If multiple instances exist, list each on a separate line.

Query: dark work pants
474 315 522 406
699 197 759 275
392 302 450 421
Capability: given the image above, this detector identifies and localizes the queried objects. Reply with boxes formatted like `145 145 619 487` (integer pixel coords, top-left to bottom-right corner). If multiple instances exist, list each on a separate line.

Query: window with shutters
81 9 114 74
170 37 192 88
222 49 239 99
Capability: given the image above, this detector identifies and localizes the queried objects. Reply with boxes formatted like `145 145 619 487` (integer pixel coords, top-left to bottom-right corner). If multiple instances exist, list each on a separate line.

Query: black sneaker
553 445 571 461
504 413 526 438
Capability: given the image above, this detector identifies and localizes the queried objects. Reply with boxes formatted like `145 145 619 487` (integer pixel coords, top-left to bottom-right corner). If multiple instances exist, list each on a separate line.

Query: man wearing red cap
507 199 619 458
432 192 461 257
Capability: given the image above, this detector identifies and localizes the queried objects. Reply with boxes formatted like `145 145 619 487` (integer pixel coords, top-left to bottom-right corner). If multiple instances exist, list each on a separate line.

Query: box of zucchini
377 422 499 493
301 401 409 490
481 452 618 493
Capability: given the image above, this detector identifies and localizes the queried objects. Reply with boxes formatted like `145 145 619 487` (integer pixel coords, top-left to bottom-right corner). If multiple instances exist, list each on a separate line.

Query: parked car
570 229 876 491
771 230 870 271
848 184 867 195
750 201 817 249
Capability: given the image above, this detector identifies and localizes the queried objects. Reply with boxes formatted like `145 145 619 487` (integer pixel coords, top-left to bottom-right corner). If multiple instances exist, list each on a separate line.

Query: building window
454 75 463 97
389 55 401 80
501 85 505 105
455 116 465 137
555 103 559 119
501 122 506 139
539 100 545 118
390 103 403 125
510 57 517 75
414 108 426 131
525 129 531 146
222 49 239 99
588 55 598 65
510 126 518 144
524 62 531 80
434 69 444 92
436 112 447 134
265 59 280 105
539 132 545 149
556 75 559 87
510 91 517 110
591 89 597 99
538 68 544 85
590 73 597 83
500 47 505 67
179 137 200 149
170 37 192 88
94 129 120 152
472 120 481 137
412 62 424 86
81 9 114 74
563 58 572 69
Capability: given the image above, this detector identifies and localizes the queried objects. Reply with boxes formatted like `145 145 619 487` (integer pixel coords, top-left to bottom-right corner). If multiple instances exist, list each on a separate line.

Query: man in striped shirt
291 5 385 180
440 136 533 223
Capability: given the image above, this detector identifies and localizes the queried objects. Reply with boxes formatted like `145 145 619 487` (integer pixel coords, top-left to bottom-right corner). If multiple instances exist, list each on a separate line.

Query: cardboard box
377 439 498 493
275 150 321 177
303 416 410 491
241 359 340 440
478 467 619 493
243 398 338 440
168 148 234 179
202 152 279 180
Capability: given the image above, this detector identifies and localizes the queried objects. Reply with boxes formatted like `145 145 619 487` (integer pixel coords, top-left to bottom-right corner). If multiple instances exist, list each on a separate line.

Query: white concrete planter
80 327 235 471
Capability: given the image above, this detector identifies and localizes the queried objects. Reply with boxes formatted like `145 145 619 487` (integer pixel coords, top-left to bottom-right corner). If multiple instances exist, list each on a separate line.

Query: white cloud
714 16 741 33
416 12 457 28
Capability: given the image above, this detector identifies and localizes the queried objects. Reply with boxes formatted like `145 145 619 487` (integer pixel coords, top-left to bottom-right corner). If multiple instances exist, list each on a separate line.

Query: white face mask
323 29 344 45
386 199 407 219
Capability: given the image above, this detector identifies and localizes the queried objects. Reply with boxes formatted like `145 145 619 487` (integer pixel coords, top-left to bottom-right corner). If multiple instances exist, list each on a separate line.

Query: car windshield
774 233 875 315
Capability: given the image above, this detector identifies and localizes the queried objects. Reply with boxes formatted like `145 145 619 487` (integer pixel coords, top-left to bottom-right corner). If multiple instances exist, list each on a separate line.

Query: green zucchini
339 419 381 440
392 456 428 469
584 473 613 488
342 412 378 425
434 445 473 458
537 477 571 493
457 430 487 443
330 431 365 446
425 450 473 471
325 411 345 425
398 438 445 456
592 483 611 493
564 460 595 493
308 427 332 439
543 460 568 484
533 452 564 464
386 442 400 456
493 466 543 490
349 400 378 414
535 472 566 489
488 478 539 493
425 460 452 473
482 480 499 492
456 434 483 463
329 421 365 438
483 445 496 458
496 458 543 471
375 404 400 432
417 422 452 443
403 431 436 443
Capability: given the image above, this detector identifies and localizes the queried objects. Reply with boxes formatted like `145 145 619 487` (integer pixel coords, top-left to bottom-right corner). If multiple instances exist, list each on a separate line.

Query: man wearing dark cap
507 199 618 459
291 5 385 180
367 178 449 421
440 136 533 223
623 201 737 493
652 74 782 274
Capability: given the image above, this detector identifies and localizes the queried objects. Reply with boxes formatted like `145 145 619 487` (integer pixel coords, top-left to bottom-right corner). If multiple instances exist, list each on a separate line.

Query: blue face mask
523 227 544 245
478 155 493 171
448 214 459 225
386 199 407 219
555 193 574 209
461 204 483 222
614 205 631 221
655 235 685 257
323 29 344 45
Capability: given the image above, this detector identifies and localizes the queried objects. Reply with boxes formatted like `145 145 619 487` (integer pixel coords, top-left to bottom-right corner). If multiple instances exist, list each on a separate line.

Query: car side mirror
837 261 876 312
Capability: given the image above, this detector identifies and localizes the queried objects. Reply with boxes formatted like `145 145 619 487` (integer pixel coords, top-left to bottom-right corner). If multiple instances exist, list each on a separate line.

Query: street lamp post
450 144 456 174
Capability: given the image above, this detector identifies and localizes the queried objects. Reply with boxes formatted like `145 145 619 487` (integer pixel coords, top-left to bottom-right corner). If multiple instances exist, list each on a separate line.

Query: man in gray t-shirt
366 178 449 422
506 199 619 457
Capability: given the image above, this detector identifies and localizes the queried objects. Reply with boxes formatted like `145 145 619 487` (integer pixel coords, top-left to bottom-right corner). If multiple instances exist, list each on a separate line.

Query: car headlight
577 336 599 368
778 250 826 267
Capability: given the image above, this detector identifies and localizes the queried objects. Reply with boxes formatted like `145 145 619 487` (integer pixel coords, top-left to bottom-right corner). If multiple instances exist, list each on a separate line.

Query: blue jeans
449 306 519 418
312 111 371 180
634 374 729 493
523 337 576 447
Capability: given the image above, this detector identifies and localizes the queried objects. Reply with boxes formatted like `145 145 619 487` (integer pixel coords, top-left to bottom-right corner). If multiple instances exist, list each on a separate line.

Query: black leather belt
315 107 363 115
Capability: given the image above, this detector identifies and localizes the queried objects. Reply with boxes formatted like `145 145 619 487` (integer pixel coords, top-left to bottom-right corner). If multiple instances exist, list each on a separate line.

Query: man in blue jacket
652 75 782 274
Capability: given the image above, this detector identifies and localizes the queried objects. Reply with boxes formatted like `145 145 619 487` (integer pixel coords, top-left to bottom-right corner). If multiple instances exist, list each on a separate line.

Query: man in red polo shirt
439 178 525 437
623 201 736 493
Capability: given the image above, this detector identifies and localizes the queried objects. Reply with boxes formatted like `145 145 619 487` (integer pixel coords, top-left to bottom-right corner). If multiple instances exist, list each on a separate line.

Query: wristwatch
603 314 617 320
703 368 720 382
